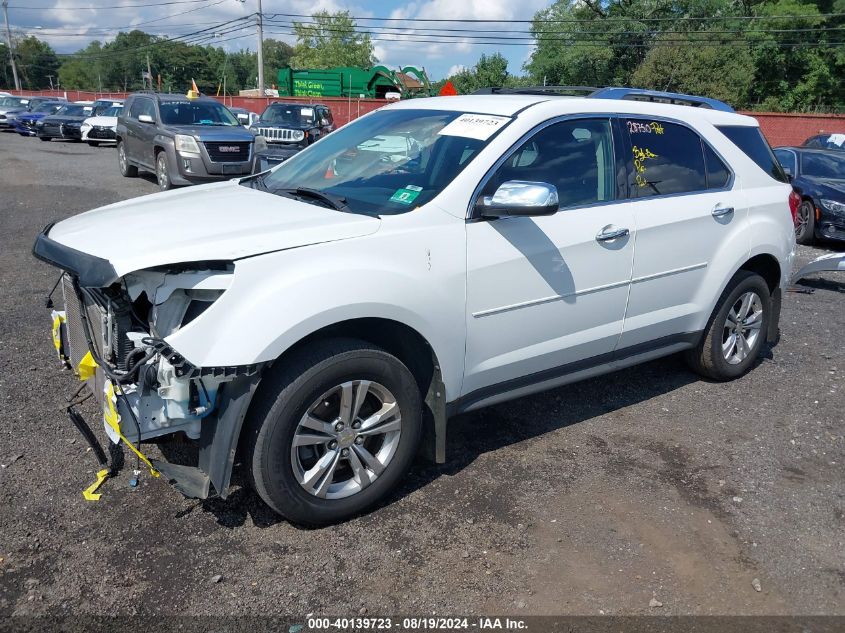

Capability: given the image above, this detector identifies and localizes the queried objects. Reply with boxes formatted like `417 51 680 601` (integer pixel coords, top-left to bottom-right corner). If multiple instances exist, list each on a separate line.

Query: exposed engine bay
50 264 263 498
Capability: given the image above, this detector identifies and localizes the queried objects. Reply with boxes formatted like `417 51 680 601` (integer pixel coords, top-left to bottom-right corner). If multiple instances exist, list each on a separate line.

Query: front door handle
596 227 630 242
712 205 735 218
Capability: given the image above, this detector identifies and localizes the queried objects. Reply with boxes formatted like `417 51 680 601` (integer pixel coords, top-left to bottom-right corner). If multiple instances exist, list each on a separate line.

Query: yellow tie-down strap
103 380 160 479
83 469 110 501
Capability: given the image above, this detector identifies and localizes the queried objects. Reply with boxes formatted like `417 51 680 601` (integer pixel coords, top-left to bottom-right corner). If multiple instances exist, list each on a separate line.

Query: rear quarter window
717 125 787 182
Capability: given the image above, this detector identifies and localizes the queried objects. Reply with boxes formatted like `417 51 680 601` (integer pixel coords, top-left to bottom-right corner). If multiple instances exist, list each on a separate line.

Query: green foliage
14 36 60 89
443 53 518 94
290 11 376 69
526 0 845 112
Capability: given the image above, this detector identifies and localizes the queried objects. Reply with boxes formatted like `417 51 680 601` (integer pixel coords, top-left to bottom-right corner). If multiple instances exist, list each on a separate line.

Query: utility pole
146 53 153 91
47 74 53 90
256 0 264 96
2 0 21 91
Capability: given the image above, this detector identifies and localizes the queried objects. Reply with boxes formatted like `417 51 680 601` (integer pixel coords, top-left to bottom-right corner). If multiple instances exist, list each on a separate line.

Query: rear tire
242 338 422 526
87 141 100 147
685 270 771 381
795 200 816 245
117 140 137 177
39 136 50 142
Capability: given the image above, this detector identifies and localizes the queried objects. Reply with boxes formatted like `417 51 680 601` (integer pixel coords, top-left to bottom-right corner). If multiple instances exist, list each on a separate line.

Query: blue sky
7 0 555 80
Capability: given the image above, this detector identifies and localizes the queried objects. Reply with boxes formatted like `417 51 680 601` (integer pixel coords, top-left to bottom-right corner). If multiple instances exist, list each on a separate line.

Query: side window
137 99 156 121
483 118 616 210
773 149 796 175
323 109 333 125
704 143 731 189
625 119 706 197
127 98 142 119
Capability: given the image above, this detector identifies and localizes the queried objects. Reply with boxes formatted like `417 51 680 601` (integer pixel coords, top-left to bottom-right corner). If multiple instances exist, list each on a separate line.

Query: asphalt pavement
0 132 843 621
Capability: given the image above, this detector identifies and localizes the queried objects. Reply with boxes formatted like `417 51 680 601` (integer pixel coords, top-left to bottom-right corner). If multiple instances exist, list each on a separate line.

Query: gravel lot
0 132 843 621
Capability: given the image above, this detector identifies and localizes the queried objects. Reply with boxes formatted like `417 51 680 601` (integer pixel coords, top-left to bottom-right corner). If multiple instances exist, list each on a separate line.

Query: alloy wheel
291 380 402 499
157 153 169 189
795 202 811 239
722 291 764 365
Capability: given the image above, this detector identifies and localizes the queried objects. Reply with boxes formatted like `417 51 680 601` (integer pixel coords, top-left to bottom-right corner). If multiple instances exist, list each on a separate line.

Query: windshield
256 108 510 216
0 96 26 107
56 104 89 116
159 101 239 126
33 102 63 114
261 104 317 125
802 152 845 179
99 105 122 117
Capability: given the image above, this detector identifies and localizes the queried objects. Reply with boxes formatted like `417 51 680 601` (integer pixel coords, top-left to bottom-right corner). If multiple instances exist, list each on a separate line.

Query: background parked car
81 103 123 146
229 106 260 128
0 96 32 129
802 134 845 151
36 103 94 142
13 100 67 136
90 98 124 116
249 102 334 169
1 96 65 131
775 146 845 244
116 92 259 191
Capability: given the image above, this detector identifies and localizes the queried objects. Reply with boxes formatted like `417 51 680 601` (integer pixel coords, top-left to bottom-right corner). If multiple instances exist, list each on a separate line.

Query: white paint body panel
45 94 796 410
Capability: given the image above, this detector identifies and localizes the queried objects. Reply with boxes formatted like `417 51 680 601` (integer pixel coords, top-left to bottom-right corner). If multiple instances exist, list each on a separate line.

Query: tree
262 39 293 87
290 11 376 68
632 34 756 109
444 53 515 94
14 36 60 89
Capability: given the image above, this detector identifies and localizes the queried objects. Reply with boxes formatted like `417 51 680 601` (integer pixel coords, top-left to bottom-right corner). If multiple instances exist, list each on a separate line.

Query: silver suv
116 93 259 191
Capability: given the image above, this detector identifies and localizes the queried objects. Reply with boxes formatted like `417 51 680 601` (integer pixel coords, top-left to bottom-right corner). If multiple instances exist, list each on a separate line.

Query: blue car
775 147 845 244
13 100 67 136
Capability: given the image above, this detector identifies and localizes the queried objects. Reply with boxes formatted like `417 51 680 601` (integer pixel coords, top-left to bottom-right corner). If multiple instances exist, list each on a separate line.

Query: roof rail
473 85 735 112
588 87 735 112
473 86 598 97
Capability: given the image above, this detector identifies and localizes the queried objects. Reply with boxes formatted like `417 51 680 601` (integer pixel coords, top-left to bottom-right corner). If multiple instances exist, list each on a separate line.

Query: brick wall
10 90 845 146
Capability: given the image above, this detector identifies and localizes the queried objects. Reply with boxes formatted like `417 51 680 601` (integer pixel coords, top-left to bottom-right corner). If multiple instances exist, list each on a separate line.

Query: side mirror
477 180 559 219
138 114 155 124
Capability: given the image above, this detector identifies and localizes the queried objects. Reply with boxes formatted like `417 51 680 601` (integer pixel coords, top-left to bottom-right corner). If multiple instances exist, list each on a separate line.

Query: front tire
39 136 51 142
685 270 771 381
243 338 423 526
87 141 100 147
795 200 816 245
117 140 137 177
156 150 173 191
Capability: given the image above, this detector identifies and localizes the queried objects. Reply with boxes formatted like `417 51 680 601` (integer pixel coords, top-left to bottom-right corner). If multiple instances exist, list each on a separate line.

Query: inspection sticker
390 184 423 205
438 113 511 141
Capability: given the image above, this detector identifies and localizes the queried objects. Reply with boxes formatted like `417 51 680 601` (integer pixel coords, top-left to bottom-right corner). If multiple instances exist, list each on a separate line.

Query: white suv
34 87 796 525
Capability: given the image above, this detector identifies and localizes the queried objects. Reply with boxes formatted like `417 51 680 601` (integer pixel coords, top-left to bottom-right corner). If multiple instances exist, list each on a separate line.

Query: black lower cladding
31 224 119 288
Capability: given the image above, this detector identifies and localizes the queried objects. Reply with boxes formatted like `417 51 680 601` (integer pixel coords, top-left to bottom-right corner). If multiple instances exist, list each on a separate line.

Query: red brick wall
10 90 845 145
739 111 845 148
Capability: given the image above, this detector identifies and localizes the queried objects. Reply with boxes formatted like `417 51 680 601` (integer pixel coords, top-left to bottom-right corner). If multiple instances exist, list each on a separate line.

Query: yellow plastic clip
51 311 67 360
77 350 98 381
82 468 110 501
103 381 160 478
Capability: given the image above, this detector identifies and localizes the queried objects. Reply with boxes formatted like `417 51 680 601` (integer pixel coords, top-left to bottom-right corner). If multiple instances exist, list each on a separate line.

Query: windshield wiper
278 187 351 212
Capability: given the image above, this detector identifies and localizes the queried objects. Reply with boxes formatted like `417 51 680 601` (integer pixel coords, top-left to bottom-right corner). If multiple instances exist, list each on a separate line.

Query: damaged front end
34 226 264 500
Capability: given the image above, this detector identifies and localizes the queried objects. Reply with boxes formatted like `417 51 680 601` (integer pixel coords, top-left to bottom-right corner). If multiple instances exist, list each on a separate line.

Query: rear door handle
596 227 630 242
712 205 735 218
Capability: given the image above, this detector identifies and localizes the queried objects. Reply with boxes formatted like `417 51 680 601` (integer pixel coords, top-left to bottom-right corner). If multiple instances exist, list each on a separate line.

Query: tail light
788 189 801 226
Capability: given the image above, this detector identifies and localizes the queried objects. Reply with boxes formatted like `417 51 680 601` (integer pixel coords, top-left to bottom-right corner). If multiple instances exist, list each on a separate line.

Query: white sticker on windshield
438 114 511 141
300 107 314 117
829 133 845 147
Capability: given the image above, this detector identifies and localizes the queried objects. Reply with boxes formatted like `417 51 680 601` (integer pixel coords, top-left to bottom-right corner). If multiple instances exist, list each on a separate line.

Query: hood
812 178 845 197
160 124 255 141
256 120 315 130
19 112 47 121
44 179 381 278
84 115 117 127
42 115 88 124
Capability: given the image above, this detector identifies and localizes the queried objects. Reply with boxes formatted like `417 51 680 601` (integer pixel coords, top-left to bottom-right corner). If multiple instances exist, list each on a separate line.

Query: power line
265 11 845 24
8 0 217 9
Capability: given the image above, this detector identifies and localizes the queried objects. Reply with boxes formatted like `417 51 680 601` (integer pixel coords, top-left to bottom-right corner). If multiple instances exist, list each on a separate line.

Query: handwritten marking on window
627 121 665 135
632 145 658 188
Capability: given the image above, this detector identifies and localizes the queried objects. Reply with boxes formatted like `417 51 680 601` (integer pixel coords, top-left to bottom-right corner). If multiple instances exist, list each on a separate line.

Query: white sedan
80 104 123 146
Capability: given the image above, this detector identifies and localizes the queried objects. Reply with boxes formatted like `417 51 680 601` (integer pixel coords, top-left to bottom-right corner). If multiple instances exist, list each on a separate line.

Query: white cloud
446 63 467 76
